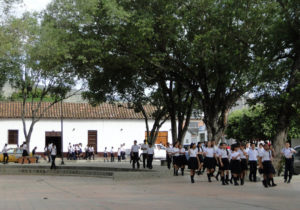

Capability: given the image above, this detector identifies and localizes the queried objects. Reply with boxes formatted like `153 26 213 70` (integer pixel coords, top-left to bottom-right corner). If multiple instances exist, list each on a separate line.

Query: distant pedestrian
2 143 9 164
166 142 172 170
110 147 115 162
90 146 95 160
50 144 57 169
281 141 296 183
104 147 109 162
32 146 39 163
47 143 52 162
147 143 154 169
117 148 121 162
67 143 72 160
121 144 126 160
248 142 258 182
21 141 29 164
141 140 149 168
188 143 199 183
131 140 140 169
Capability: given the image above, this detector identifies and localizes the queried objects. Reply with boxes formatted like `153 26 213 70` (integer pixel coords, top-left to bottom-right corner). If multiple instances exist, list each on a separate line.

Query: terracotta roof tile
0 102 156 120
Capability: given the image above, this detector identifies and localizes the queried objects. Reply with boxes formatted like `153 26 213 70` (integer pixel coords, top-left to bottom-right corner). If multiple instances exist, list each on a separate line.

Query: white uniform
131 145 140 153
141 144 149 154
248 148 258 161
281 148 296 159
204 147 215 158
172 148 180 157
189 148 198 157
147 147 154 155
259 149 272 162
231 151 240 160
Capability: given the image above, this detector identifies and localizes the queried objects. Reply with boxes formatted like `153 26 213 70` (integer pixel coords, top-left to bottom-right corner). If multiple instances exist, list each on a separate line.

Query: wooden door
88 130 97 153
145 131 168 146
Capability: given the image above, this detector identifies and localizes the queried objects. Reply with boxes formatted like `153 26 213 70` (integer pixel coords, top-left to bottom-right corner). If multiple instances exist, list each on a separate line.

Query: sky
16 0 52 15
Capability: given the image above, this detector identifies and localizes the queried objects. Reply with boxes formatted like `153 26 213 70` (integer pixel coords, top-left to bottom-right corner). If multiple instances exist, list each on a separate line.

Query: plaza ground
0 160 299 210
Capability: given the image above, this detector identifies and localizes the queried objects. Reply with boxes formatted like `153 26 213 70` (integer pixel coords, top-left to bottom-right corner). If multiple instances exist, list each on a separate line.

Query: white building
0 102 173 155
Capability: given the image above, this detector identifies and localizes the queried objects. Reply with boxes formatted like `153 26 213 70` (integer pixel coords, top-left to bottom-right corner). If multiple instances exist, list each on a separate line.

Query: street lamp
61 99 65 165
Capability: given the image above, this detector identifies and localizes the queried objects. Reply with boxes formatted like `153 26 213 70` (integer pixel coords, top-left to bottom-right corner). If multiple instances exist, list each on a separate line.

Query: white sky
16 0 52 15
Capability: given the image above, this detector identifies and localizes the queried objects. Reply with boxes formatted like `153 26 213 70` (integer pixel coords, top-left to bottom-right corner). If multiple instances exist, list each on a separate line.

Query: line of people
66 143 95 160
165 140 296 188
130 140 155 169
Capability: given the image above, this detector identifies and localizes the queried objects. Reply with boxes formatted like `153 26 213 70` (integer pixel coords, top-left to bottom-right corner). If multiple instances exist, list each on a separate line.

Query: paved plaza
0 161 299 210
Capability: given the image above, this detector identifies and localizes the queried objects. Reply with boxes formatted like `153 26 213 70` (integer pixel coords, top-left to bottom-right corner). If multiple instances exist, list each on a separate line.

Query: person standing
90 146 95 160
47 143 52 163
67 143 72 160
121 144 126 160
248 142 258 182
141 140 149 169
230 144 241 186
50 144 57 169
172 142 180 176
188 143 199 183
2 143 9 164
131 140 140 169
21 141 29 164
166 142 173 170
259 144 277 188
196 142 204 175
218 143 230 185
32 146 39 163
110 147 115 162
281 141 296 183
239 143 248 185
117 148 121 162
203 141 216 182
178 143 187 176
147 143 154 169
103 147 109 162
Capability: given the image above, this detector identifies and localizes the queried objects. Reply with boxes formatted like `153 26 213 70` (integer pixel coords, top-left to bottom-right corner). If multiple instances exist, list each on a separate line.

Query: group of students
66 143 95 160
130 140 155 169
103 145 126 162
166 140 296 188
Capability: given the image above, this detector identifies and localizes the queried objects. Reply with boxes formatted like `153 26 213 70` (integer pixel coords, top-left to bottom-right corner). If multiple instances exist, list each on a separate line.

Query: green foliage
226 105 300 141
10 89 56 102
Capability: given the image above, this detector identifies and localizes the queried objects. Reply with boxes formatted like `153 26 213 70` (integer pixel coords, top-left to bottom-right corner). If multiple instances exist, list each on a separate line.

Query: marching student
110 147 115 162
90 146 95 160
215 144 223 181
258 143 277 188
218 143 230 185
103 147 109 162
196 142 204 175
239 143 248 185
203 141 216 182
2 143 9 164
281 141 296 183
131 140 140 169
147 143 154 169
21 141 29 164
172 142 180 176
230 144 241 186
141 140 149 169
188 143 199 183
166 142 173 170
50 144 57 169
117 147 121 162
67 143 72 160
178 143 187 176
248 142 258 182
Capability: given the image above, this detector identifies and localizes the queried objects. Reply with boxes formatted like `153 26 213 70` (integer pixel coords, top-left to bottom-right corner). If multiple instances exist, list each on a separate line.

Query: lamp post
61 99 65 165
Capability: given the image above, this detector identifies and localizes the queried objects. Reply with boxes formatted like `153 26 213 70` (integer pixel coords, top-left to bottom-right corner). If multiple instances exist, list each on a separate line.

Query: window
8 130 18 145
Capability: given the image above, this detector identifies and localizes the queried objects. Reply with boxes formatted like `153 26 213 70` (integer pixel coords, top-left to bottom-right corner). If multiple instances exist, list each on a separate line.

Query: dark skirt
231 160 241 174
188 157 199 170
205 157 215 170
240 159 248 170
173 156 179 165
178 155 187 166
262 161 275 175
197 154 204 163
220 158 229 170
22 150 28 157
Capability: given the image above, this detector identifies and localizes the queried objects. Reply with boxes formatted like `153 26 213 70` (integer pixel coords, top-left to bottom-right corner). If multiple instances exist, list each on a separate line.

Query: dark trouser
90 152 95 160
48 153 51 162
284 158 294 180
118 156 121 162
111 154 114 162
147 154 153 169
167 154 172 169
50 155 56 169
3 153 8 163
132 152 140 169
121 152 126 160
249 161 257 181
142 153 147 168
67 152 71 160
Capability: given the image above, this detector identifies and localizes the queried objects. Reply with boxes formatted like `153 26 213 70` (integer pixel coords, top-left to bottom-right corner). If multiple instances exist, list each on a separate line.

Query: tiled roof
0 102 156 120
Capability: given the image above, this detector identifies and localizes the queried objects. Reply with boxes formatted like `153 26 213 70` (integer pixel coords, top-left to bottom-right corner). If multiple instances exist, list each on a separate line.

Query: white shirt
281 147 296 158
259 149 272 162
147 147 154 155
204 147 215 158
218 149 228 159
51 146 57 155
166 147 173 154
141 144 149 154
104 148 108 153
248 148 258 161
90 147 94 152
2 146 8 153
23 144 27 151
172 148 180 156
179 148 185 155
239 149 247 159
231 151 240 160
189 148 198 157
258 147 264 156
117 149 121 156
131 145 140 153
68 145 72 152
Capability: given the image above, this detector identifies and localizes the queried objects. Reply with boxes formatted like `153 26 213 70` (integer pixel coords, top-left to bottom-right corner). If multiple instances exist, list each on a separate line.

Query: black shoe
230 178 233 184
271 183 277 187
191 176 195 183
287 179 291 183
262 180 268 188
284 179 287 183
241 179 244 185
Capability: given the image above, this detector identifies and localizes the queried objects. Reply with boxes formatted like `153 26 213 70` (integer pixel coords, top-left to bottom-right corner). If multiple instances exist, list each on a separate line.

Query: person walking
131 140 140 169
147 143 154 169
281 141 296 183
218 143 230 185
248 142 258 182
21 142 29 164
104 147 109 162
166 142 173 170
141 140 149 168
259 143 277 188
50 144 57 169
2 143 9 164
203 141 216 182
110 147 115 162
188 143 199 183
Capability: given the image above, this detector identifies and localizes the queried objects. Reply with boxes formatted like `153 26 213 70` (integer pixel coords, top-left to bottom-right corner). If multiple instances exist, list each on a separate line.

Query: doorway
45 132 62 157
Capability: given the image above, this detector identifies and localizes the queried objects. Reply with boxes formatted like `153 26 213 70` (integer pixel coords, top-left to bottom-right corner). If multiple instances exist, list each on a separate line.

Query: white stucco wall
0 118 172 152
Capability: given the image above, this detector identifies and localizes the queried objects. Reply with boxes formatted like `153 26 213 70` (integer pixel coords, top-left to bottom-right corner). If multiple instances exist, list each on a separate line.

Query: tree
250 0 300 160
7 13 77 150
